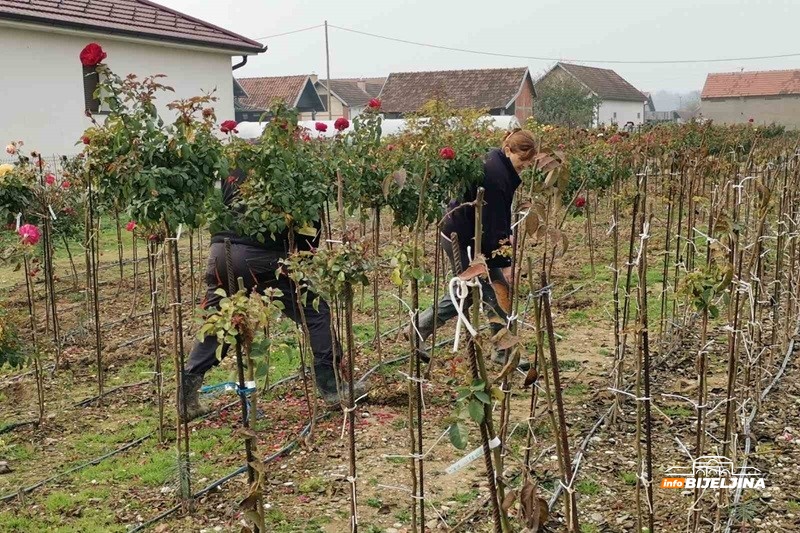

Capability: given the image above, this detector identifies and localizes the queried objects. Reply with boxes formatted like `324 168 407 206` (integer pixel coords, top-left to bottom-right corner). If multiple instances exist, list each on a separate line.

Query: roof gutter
232 55 249 71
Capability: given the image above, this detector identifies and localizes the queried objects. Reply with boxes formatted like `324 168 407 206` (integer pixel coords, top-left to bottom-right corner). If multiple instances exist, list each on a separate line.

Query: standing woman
414 129 537 367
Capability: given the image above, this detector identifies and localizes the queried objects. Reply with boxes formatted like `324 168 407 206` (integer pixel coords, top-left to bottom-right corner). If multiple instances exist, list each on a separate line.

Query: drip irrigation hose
127 414 328 533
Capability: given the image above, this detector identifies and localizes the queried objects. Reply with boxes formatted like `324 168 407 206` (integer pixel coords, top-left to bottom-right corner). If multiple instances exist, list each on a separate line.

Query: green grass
568 310 590 323
580 524 599 533
620 472 637 486
564 383 587 396
662 405 693 418
598 347 612 357
299 476 327 494
576 479 600 496
453 489 479 504
558 359 581 372
786 499 800 512
366 497 383 509
395 509 411 523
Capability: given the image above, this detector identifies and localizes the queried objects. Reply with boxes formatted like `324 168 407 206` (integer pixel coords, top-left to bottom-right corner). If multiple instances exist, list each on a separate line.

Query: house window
613 112 617 118
637 112 641 119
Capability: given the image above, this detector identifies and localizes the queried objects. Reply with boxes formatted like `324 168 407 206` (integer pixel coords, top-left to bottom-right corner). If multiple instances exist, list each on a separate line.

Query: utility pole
325 20 332 120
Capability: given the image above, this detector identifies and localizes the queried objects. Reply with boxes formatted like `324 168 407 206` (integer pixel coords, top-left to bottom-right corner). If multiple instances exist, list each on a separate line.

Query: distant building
701 69 800 128
0 0 264 155
235 75 325 122
305 76 386 121
378 67 535 121
643 93 678 123
536 63 647 127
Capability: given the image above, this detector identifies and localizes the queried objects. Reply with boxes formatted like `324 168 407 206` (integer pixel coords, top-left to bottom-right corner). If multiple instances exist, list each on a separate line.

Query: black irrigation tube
127 414 327 533
0 432 154 504
0 420 38 435
73 380 151 407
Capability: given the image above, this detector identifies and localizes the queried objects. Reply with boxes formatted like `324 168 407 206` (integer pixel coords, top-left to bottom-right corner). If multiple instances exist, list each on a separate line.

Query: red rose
79 43 107 67
62 180 71 189
439 147 456 160
748 118 754 123
226 175 238 184
386 144 396 151
574 196 586 208
220 120 238 134
315 122 328 132
125 221 137 232
334 117 349 131
82 135 90 145
368 98 381 109
45 173 56 185
608 134 622 144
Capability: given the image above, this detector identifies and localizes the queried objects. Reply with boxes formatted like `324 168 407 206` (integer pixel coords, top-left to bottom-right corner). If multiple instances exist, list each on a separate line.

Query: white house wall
596 100 645 127
0 24 235 157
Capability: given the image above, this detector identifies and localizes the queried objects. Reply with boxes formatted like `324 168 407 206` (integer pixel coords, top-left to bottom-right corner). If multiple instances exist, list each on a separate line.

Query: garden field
2 49 800 533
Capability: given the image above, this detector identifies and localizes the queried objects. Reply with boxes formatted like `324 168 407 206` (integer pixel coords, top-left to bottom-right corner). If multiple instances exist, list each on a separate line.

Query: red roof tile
0 0 264 54
379 67 531 114
702 69 800 99
237 75 310 110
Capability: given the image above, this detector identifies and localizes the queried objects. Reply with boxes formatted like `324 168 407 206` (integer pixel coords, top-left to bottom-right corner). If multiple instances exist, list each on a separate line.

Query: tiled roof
0 0 264 54
320 80 373 107
236 75 310 111
379 67 531 114
554 63 645 102
702 69 800 98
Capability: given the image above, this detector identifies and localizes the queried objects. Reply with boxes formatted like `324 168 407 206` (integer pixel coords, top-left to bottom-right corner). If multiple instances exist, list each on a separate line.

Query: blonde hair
502 129 538 162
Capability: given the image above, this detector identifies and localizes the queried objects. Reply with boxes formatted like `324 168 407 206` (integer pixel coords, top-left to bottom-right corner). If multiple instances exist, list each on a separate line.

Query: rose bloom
79 43 107 67
220 120 239 134
608 134 622 144
315 122 328 133
45 173 56 185
18 224 41 245
62 180 71 189
334 117 349 131
386 144 396 151
574 196 587 208
0 163 13 178
125 220 137 232
368 98 381 109
439 147 456 160
748 118 754 123
5 144 15 155
82 135 90 145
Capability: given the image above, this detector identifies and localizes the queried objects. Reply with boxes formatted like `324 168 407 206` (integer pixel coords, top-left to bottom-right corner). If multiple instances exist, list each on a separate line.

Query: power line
328 23 800 65
254 24 323 41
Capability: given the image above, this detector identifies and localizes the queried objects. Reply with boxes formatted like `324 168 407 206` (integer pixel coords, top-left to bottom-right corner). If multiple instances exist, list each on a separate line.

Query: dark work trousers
185 242 334 376
417 233 508 341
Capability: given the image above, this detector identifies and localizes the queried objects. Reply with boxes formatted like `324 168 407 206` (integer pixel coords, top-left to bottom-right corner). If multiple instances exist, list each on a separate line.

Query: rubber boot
315 364 367 407
491 349 532 372
178 371 212 423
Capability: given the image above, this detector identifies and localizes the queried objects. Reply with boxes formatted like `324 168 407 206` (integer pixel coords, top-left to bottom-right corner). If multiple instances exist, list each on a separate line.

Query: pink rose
125 221 137 232
45 173 56 185
18 224 41 245
62 180 71 189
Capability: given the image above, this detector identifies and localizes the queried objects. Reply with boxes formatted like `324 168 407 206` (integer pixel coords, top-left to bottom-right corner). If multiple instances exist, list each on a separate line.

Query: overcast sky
162 0 799 94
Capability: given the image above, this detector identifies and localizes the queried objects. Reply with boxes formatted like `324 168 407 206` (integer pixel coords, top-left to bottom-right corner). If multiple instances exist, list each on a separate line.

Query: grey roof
551 63 646 102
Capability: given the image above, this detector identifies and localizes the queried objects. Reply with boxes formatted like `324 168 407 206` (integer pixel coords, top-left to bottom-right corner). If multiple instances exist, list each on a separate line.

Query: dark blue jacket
442 149 521 268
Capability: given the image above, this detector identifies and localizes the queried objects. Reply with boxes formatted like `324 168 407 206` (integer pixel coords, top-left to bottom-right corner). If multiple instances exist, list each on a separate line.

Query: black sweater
442 149 521 268
210 168 321 253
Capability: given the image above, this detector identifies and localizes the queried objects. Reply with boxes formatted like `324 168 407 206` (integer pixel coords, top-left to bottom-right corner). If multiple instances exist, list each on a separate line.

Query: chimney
356 78 366 91
310 73 318 84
